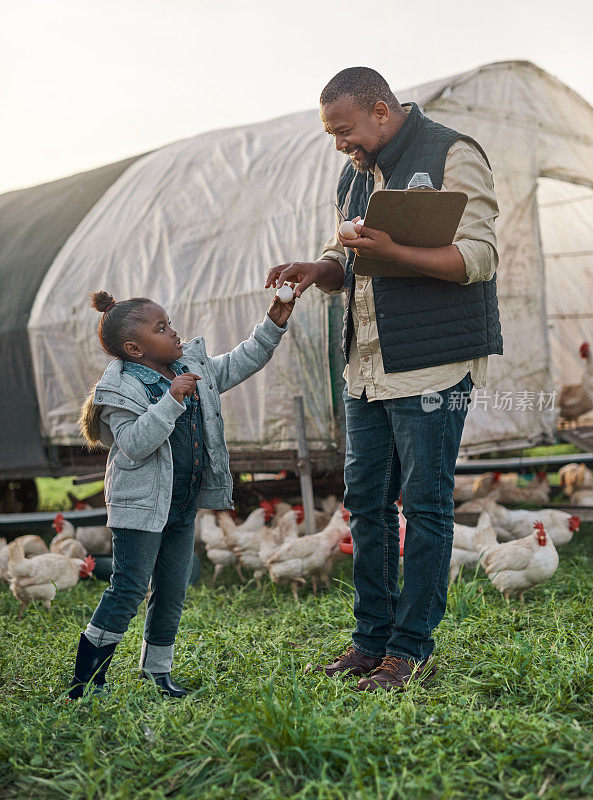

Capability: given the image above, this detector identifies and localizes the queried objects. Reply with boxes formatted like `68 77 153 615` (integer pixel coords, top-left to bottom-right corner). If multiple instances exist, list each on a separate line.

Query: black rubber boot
142 671 188 698
68 633 118 699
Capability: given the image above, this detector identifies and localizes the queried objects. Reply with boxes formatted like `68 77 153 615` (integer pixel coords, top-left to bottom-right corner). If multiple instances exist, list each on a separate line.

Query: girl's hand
267 292 295 327
170 373 201 403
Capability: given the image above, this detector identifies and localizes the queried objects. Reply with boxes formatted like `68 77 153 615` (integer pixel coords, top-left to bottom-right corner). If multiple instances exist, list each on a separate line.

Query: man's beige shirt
318 134 499 401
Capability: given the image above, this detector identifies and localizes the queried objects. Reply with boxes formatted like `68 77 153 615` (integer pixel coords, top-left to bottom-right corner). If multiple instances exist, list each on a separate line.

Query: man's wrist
310 262 322 284
313 258 344 291
386 241 404 265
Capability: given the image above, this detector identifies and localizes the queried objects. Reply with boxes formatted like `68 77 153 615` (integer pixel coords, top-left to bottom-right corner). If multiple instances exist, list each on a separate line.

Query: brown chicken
559 342 593 420
558 462 593 498
456 472 550 512
495 471 551 506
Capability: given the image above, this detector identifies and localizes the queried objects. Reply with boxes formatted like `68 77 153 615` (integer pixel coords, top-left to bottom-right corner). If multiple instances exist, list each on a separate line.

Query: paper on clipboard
352 188 468 278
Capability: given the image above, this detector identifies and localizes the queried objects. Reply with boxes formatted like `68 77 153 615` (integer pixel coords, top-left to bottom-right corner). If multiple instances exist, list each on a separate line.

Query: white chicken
258 509 299 565
259 497 289 524
320 494 341 515
291 504 332 534
484 500 580 546
0 535 48 582
450 511 498 582
218 508 267 583
76 525 112 555
265 507 350 599
51 513 76 538
8 539 95 617
50 533 87 559
453 474 483 504
199 510 244 584
571 488 593 506
481 520 559 602
51 510 112 556
50 513 88 559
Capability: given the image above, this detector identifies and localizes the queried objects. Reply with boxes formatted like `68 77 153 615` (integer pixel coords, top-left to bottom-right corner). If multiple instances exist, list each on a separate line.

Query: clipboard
353 188 468 278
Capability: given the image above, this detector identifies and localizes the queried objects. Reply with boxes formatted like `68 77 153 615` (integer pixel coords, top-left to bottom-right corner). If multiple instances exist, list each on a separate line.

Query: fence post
294 395 315 535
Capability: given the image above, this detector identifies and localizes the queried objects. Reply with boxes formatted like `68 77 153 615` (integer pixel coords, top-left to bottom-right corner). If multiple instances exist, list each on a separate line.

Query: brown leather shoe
356 655 437 692
306 646 384 678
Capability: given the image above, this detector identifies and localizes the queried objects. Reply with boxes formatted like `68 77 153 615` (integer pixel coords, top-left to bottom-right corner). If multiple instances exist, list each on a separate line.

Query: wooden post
294 395 315 535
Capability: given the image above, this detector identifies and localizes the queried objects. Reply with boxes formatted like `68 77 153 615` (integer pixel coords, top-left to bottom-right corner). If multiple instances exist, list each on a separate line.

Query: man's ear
123 341 143 359
374 100 389 123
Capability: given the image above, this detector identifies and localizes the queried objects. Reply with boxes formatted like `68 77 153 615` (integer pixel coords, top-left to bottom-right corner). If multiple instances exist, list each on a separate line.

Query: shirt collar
375 102 422 180
123 359 187 385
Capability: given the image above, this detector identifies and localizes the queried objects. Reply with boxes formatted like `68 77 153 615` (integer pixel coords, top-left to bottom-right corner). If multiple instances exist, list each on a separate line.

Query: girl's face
123 303 183 365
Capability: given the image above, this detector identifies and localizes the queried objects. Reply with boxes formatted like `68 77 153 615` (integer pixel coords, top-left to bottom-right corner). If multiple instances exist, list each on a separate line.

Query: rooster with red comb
481 519 559 602
483 498 580 546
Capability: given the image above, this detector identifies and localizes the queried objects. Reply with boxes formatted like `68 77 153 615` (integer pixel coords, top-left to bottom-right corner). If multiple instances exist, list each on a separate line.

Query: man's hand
265 262 320 298
170 373 200 403
267 291 295 327
337 222 397 262
338 222 469 282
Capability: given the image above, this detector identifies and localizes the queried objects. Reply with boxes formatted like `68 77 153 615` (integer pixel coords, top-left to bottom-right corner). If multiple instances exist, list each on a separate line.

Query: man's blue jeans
343 372 473 662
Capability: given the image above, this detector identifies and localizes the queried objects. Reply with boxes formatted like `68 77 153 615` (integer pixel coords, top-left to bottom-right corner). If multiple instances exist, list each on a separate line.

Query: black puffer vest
338 102 503 372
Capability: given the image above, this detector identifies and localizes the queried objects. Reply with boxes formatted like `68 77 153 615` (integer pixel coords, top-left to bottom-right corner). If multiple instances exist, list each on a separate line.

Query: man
265 67 502 692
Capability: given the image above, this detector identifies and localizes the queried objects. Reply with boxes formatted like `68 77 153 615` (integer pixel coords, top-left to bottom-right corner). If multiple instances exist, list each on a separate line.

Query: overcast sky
1 0 592 194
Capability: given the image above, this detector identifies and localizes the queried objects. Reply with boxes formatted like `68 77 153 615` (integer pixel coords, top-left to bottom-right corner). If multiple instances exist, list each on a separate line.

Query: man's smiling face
320 95 389 173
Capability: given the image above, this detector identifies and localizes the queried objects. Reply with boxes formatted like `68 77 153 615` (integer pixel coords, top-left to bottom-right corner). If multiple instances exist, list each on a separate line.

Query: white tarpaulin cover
28 61 593 457
538 178 593 426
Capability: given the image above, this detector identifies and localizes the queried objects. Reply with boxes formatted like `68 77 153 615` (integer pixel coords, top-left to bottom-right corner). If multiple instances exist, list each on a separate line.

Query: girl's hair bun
90 291 116 313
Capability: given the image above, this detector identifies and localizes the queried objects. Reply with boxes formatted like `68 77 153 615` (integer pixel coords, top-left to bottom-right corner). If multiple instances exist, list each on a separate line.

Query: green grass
522 443 583 458
1 528 593 800
35 478 105 512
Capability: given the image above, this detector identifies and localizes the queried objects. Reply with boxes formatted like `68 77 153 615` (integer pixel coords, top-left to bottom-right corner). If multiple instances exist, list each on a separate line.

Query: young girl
68 289 293 698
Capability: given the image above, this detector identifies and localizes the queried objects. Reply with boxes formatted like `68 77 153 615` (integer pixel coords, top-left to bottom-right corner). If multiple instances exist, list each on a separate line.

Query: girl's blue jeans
343 372 473 662
88 396 203 674
88 477 198 671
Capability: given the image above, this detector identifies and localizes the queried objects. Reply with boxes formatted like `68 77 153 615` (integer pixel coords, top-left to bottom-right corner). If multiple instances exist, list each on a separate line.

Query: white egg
339 220 358 239
276 283 295 303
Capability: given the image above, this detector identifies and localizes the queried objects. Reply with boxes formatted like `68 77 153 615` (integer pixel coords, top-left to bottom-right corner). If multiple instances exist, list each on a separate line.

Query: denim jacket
83 314 287 532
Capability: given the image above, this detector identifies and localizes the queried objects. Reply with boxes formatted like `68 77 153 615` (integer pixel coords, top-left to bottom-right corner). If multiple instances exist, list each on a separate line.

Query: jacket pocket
105 452 158 502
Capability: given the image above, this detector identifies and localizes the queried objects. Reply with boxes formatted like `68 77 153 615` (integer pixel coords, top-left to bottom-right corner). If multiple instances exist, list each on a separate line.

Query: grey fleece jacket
93 314 288 532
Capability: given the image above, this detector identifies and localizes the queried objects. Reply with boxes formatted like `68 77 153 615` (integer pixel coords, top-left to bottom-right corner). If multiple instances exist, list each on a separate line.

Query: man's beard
350 148 374 173
349 129 387 173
